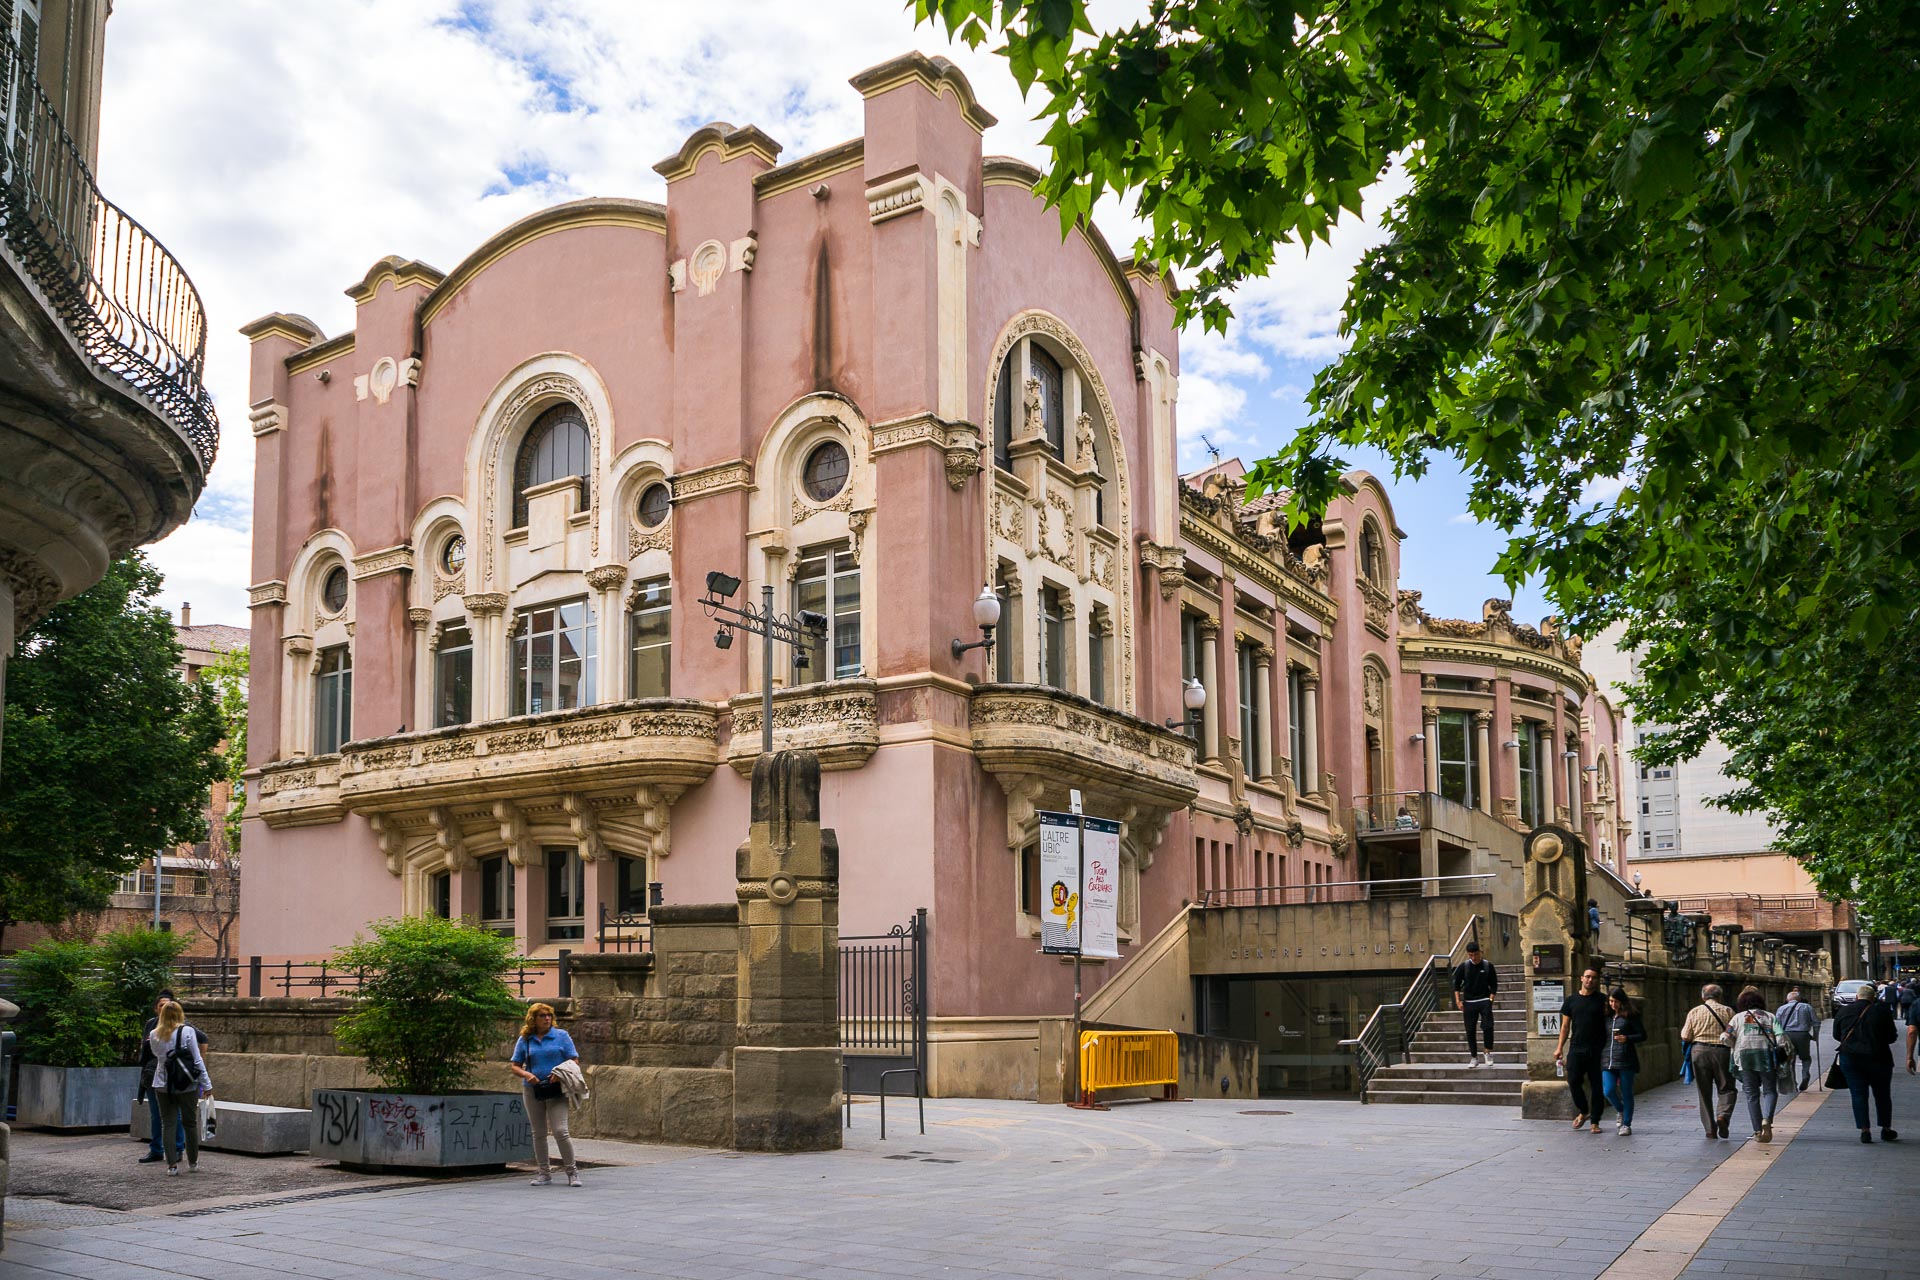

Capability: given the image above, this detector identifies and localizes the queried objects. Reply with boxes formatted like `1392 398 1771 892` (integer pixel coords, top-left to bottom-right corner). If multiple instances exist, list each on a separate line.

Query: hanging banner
1080 816 1122 959
1038 811 1081 954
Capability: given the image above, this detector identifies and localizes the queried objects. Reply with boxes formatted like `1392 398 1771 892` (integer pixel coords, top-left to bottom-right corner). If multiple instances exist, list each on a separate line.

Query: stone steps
1364 1085 1521 1106
1370 1064 1529 1085
1362 964 1530 1106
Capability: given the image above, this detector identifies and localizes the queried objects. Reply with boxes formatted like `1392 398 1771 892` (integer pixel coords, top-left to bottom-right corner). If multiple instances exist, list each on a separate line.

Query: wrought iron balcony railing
0 28 217 467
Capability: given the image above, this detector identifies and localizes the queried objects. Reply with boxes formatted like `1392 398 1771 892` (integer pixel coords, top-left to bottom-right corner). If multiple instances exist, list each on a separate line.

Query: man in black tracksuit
1452 941 1499 1067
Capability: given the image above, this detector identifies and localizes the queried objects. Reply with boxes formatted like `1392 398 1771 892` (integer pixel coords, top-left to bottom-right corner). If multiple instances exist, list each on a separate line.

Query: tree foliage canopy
0 553 226 931
920 0 1920 936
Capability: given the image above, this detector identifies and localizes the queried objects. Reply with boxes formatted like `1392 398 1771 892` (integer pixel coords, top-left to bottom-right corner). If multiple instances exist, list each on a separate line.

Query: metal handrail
242 957 553 998
0 26 217 466
1339 913 1483 1101
1200 874 1493 908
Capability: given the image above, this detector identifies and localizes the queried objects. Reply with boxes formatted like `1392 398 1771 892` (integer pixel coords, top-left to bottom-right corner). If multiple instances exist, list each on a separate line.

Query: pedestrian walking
1729 987 1792 1143
1833 981 1898 1143
1451 941 1499 1067
1587 899 1601 936
134 989 209 1164
1601 987 1646 1135
510 1002 582 1187
1553 965 1610 1133
145 998 212 1175
1774 988 1818 1091
1899 979 1916 1023
1681 983 1737 1138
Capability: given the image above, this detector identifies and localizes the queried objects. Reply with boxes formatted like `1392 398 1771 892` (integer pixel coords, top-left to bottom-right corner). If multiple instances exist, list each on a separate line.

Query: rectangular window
430 872 451 920
1039 585 1067 690
1649 767 1673 780
794 543 862 682
479 854 514 936
512 598 596 715
615 856 650 917
1642 832 1652 851
1436 710 1478 808
1517 721 1542 826
1180 612 1201 683
1019 843 1040 917
994 563 1017 683
313 645 352 754
434 623 473 728
1088 611 1109 705
1287 666 1306 790
546 846 585 940
628 578 671 699
1237 642 1259 762
1655 836 1677 850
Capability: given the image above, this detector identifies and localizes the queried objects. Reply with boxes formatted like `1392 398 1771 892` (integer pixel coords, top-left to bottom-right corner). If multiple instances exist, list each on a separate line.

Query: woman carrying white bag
148 998 213 1175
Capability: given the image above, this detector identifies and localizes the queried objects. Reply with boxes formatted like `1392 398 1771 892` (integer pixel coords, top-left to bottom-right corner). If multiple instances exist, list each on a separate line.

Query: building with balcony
238 54 1627 1095
0 1 218 712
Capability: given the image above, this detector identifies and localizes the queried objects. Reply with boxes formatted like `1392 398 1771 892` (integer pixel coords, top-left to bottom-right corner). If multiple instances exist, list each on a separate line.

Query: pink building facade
240 55 1627 1085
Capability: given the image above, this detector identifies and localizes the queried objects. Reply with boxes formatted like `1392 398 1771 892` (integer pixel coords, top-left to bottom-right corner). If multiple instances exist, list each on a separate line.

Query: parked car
1832 979 1876 1003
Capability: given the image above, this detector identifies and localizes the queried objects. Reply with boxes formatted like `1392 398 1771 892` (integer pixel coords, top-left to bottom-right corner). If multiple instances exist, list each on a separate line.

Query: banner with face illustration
1037 810 1121 958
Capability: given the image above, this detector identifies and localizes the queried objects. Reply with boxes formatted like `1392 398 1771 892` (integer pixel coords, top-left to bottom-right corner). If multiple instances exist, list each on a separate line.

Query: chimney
180 602 191 627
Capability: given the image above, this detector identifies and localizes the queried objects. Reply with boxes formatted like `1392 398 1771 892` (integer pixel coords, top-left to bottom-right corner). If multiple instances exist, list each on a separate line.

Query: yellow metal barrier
1075 1029 1181 1110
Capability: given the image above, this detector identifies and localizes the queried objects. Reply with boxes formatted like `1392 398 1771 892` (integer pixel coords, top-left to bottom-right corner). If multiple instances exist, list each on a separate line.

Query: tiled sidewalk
0 1061 1897 1280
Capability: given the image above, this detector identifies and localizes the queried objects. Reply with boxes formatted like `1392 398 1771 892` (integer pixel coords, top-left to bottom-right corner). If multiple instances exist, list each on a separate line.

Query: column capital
1197 616 1222 641
1254 642 1275 665
1473 709 1492 726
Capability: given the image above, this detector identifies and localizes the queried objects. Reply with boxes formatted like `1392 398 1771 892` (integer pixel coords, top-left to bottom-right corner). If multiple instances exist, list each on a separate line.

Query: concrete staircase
1365 964 1528 1107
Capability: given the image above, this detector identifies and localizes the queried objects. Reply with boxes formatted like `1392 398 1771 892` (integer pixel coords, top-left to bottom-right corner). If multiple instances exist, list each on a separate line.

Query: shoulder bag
163 1028 198 1094
522 1036 564 1101
1826 1010 1863 1090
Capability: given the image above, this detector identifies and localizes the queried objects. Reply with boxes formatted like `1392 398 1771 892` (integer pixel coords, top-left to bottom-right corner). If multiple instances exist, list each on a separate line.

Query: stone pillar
733 750 842 1152
1423 705 1439 794
1473 711 1492 815
1541 723 1557 822
408 608 432 730
1302 672 1322 798
466 593 508 721
1253 647 1274 781
586 565 629 702
1197 618 1220 762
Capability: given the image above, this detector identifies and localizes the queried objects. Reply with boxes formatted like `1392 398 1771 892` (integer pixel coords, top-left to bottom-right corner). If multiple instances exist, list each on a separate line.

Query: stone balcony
725 678 878 775
969 683 1198 858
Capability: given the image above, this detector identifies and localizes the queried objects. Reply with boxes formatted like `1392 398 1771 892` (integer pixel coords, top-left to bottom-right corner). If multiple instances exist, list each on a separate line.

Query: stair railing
1339 914 1483 1102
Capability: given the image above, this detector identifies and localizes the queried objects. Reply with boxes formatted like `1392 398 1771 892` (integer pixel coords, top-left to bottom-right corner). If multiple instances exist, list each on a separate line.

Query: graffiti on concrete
314 1090 360 1147
368 1096 429 1152
446 1095 532 1156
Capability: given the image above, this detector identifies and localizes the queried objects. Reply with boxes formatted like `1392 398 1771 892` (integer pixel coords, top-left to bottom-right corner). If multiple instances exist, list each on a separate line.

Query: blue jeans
146 1089 185 1158
1603 1069 1636 1125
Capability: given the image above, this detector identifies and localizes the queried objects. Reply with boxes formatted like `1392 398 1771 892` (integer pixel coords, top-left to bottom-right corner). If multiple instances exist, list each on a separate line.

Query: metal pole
153 848 163 929
761 582 775 755
1071 810 1086 1104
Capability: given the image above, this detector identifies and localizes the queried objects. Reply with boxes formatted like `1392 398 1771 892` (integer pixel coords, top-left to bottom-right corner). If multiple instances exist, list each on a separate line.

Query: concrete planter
310 1088 532 1170
16 1064 141 1129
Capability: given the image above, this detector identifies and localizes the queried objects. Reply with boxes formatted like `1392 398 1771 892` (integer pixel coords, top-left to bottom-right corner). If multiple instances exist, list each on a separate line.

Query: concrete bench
131 1099 310 1154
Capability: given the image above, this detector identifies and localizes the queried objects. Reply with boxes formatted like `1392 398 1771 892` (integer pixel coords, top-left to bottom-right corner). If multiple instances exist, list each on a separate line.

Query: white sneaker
566 1171 582 1188
530 1173 552 1186
1467 1055 1482 1069
1618 1122 1632 1135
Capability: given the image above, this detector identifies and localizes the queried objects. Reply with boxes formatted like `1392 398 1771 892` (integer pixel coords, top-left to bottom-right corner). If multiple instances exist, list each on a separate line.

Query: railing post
247 955 261 998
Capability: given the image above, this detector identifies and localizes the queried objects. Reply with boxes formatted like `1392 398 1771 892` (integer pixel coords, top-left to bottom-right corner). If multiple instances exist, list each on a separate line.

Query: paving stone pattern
1 1062 1903 1280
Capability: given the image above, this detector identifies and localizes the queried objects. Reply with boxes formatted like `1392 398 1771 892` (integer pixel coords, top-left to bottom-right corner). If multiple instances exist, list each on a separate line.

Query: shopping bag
199 1093 218 1144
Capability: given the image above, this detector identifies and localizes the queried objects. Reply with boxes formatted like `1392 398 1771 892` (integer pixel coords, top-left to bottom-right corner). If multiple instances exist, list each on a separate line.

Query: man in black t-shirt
1554 966 1610 1133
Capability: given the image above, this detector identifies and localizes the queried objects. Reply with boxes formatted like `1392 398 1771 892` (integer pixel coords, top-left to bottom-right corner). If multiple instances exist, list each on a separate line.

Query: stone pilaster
733 750 842 1151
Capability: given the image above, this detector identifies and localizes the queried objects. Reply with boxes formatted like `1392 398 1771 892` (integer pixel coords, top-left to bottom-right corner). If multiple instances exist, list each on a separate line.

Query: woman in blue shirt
509 1002 580 1186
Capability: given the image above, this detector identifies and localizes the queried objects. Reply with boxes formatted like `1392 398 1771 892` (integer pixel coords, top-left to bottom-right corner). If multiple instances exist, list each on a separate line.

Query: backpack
163 1028 198 1094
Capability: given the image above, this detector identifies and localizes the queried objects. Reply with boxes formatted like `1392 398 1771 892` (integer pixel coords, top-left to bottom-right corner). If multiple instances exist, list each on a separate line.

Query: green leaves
331 916 526 1096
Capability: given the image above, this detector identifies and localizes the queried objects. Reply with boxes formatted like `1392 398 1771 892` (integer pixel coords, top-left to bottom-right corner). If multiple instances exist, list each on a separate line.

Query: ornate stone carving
432 575 462 601
248 579 288 607
792 490 855 525
1020 376 1044 441
464 592 508 616
248 404 286 437
1356 575 1392 638
1041 489 1075 569
585 564 629 592
1397 588 1425 627
944 438 981 490
630 521 672 557
865 172 927 223
351 545 413 580
1483 597 1514 627
671 460 753 501
688 240 726 295
1074 412 1096 470
726 680 880 775
1362 666 1384 718
407 607 432 628
481 372 603 582
991 488 1026 543
250 757 344 827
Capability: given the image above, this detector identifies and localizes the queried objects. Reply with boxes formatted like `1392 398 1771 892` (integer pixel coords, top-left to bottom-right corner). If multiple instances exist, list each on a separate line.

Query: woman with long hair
1730 986 1792 1143
147 998 212 1175
509 1002 581 1186
1601 987 1646 1135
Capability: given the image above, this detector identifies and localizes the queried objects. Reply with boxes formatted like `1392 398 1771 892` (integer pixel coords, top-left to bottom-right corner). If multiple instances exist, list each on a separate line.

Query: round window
636 482 671 529
321 566 349 615
801 439 850 503
439 534 467 577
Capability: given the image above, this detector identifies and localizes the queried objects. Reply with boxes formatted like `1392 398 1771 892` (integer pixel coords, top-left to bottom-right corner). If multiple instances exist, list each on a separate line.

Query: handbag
1826 1007 1865 1090
521 1036 564 1101
163 1028 198 1094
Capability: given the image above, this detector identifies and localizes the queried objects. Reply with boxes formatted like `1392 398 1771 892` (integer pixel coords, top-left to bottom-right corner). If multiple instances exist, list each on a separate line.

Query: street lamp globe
972 584 1001 630
1182 678 1207 712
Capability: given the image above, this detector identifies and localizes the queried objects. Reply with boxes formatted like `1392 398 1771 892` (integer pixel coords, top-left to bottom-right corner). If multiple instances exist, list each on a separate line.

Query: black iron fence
839 909 928 1094
0 24 217 464
241 957 552 998
595 903 653 954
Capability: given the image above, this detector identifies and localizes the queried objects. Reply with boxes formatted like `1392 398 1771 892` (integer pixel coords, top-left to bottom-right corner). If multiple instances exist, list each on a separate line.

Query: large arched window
512 402 592 528
992 343 1065 468
1360 519 1387 588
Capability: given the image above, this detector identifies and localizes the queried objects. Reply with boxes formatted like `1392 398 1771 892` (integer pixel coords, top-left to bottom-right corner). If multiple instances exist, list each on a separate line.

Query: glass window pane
435 625 473 727
629 579 671 699
832 553 861 678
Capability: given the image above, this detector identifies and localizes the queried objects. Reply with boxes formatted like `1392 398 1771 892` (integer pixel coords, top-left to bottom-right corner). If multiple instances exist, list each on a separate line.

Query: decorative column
1197 617 1221 762
465 593 509 721
586 564 629 702
282 635 313 757
1473 711 1493 815
408 608 433 730
1302 671 1322 798
1541 722 1556 823
1253 645 1275 780
1423 704 1440 794
734 750 842 1152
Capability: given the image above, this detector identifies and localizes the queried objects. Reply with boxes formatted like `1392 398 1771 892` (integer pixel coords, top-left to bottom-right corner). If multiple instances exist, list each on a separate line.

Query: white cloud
1447 512 1480 526
145 516 255 627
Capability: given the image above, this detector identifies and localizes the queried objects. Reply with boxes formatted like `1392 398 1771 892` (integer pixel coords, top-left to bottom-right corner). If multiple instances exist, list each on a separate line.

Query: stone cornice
654 122 783 182
350 545 413 580
849 52 998 132
248 579 288 607
671 459 753 502
247 403 286 437
1179 507 1334 622
726 679 880 775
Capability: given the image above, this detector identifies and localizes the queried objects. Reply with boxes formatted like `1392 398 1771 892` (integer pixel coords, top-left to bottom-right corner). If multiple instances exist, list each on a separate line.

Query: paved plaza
5 1045 1917 1280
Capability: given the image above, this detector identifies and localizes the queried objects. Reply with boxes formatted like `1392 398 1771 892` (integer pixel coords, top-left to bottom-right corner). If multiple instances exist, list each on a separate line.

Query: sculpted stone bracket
249 757 344 827
871 412 983 490
971 685 1198 868
726 679 879 775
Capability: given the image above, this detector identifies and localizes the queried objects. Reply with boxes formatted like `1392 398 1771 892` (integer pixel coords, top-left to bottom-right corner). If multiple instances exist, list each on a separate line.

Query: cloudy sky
100 0 1551 629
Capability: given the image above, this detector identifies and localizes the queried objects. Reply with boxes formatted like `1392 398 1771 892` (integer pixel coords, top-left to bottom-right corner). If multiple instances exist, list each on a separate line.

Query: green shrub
330 916 524 1095
9 939 138 1067
96 925 191 1019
